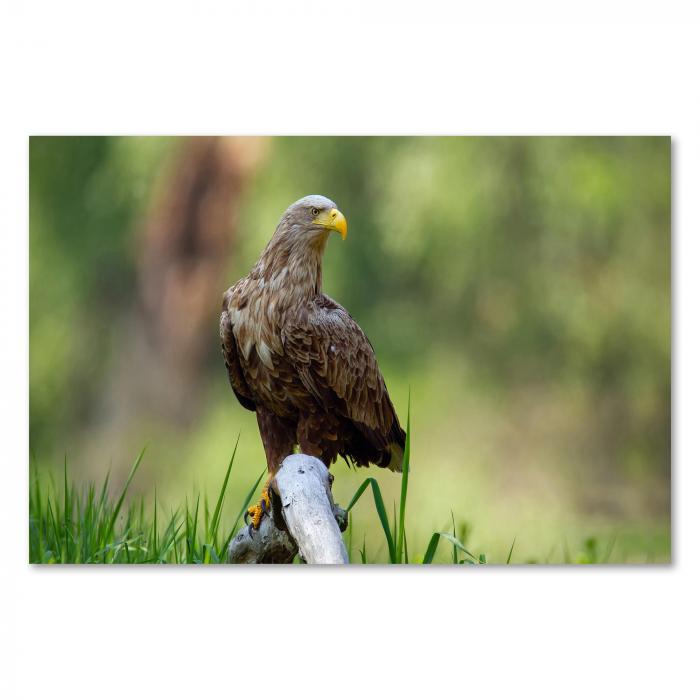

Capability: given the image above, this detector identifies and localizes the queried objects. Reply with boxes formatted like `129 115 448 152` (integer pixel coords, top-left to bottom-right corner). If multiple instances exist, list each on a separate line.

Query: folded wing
282 295 405 469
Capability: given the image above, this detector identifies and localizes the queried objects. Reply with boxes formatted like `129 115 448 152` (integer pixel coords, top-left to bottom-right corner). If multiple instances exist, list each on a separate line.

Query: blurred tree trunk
135 136 266 421
89 137 268 468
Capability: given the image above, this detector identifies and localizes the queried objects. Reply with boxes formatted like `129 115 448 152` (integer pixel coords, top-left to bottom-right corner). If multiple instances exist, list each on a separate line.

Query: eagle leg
246 477 272 532
246 409 296 532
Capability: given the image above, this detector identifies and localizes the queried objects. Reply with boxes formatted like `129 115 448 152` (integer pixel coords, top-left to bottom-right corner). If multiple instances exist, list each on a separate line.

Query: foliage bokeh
29 136 671 563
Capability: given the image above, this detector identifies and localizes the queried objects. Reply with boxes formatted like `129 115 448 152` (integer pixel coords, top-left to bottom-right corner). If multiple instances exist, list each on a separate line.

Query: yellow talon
247 482 272 530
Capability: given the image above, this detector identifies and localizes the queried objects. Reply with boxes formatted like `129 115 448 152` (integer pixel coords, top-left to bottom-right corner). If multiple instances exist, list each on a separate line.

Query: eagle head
277 195 348 246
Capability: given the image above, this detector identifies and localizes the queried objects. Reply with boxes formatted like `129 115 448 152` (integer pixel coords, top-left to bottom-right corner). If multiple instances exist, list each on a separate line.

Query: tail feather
385 442 405 473
353 416 406 472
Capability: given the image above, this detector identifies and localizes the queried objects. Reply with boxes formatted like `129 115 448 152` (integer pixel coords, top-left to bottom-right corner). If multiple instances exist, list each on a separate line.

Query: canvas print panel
29 136 671 564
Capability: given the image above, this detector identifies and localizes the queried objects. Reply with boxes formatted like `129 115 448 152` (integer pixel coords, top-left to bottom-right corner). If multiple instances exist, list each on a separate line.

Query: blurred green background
29 136 671 563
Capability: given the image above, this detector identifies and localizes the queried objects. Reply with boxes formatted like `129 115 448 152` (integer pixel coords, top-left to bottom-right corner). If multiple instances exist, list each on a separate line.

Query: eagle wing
282 295 404 463
220 285 256 412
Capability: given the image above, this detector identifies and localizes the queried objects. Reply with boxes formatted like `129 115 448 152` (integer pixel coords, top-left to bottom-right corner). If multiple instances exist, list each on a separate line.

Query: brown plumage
220 195 405 481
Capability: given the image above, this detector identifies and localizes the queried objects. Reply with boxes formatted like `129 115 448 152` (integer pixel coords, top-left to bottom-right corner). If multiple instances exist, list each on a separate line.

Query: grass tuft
29 423 633 564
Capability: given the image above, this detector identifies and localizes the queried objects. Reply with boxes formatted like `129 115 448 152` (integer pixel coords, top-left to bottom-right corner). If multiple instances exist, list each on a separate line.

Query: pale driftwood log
226 510 297 564
228 454 349 565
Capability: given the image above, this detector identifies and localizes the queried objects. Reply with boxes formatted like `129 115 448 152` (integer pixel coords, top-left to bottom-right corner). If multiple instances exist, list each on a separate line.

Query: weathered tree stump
228 454 349 565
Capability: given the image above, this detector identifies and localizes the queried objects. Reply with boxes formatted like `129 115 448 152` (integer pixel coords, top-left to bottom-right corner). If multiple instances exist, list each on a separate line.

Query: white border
2 3 698 699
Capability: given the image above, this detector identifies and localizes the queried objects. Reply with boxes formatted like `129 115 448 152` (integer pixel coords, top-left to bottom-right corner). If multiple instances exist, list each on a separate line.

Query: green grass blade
422 532 441 564
345 476 396 562
396 395 410 565
437 531 478 563
346 478 372 512
63 456 70 559
191 494 200 561
184 497 191 562
46 499 61 561
369 479 396 563
506 537 517 564
346 513 353 564
98 469 111 510
105 447 146 544
208 435 240 545
151 487 158 559
203 496 210 539
451 511 458 564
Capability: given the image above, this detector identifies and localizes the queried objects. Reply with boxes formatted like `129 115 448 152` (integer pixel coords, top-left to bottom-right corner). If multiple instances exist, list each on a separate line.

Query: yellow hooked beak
314 207 348 240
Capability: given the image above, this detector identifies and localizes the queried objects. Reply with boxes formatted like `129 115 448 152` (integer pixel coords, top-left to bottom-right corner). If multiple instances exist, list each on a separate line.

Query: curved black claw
244 509 250 525
248 522 255 537
260 498 269 515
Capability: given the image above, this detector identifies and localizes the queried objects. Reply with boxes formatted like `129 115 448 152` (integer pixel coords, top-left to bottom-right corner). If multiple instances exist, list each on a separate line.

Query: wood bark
228 454 349 565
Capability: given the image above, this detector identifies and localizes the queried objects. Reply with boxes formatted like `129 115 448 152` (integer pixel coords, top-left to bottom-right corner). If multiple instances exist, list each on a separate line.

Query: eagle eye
311 207 320 217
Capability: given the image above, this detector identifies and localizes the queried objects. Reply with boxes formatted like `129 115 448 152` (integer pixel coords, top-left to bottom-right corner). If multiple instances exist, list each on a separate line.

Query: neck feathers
256 229 327 302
